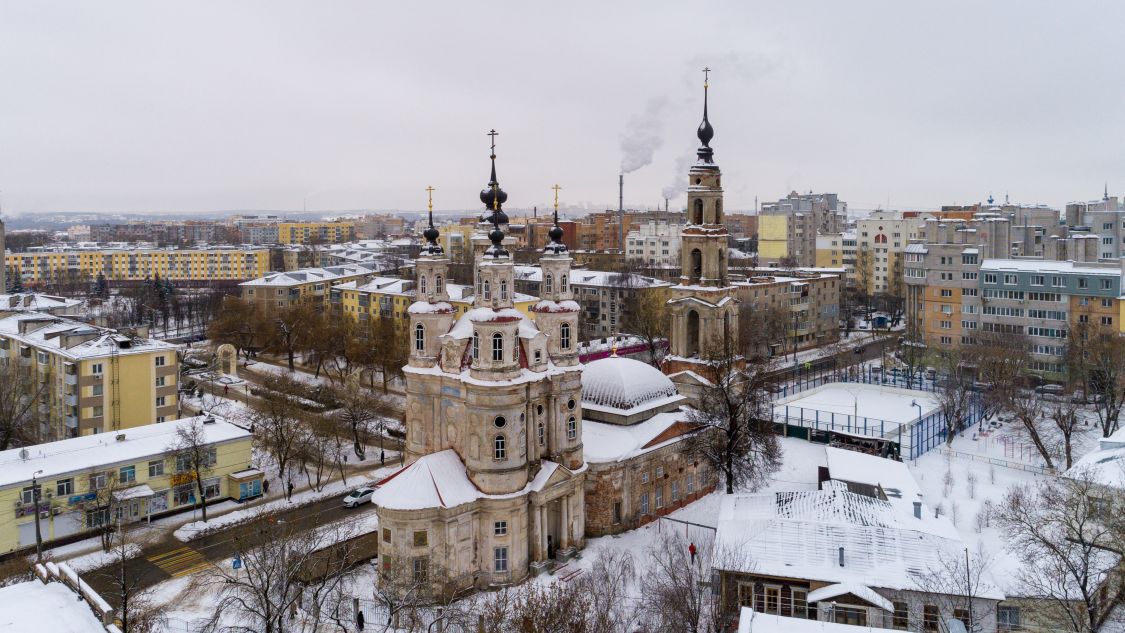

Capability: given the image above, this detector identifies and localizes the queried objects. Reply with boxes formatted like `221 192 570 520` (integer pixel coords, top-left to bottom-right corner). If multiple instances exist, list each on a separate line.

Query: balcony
64 393 78 407
65 414 78 430
64 372 78 386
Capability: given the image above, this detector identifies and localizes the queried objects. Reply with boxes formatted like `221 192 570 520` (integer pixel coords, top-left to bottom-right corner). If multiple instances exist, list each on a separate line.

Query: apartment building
277 221 356 245
1065 192 1125 259
0 415 255 553
854 211 928 296
513 266 672 340
734 269 843 356
0 311 178 439
815 232 856 268
239 262 386 314
625 221 682 268
332 276 536 323
356 214 407 239
5 247 270 286
758 192 847 266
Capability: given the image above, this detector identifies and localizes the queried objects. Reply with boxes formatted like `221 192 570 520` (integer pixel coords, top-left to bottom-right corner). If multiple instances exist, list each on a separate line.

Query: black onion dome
697 116 714 148
423 224 440 243
548 224 564 242
695 80 716 163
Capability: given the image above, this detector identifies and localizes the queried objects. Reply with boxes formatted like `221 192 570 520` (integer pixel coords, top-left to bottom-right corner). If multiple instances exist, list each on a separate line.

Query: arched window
513 336 520 363
476 277 482 296
494 434 506 460
472 332 479 360
492 332 504 361
420 275 427 295
544 274 553 295
538 421 545 446
691 249 703 281
560 275 568 293
500 280 509 301
560 322 571 350
715 199 722 221
414 323 425 352
693 198 704 224
435 274 444 294
483 280 491 300
567 416 577 440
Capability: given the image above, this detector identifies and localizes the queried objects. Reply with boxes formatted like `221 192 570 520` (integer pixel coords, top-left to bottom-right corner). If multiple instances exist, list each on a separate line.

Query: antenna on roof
19 448 29 461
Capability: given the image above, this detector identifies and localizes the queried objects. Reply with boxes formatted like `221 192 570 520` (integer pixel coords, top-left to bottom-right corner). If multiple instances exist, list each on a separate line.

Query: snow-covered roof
0 311 177 361
714 490 1002 598
806 583 894 612
581 356 682 414
980 258 1120 275
825 447 922 504
582 411 698 462
372 449 579 510
513 266 671 289
737 609 894 633
0 415 250 489
0 293 82 312
239 262 382 287
1068 429 1125 489
0 581 108 632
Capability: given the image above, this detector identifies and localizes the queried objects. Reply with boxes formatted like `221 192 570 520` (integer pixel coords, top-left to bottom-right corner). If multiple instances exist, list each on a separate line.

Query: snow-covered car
343 487 377 508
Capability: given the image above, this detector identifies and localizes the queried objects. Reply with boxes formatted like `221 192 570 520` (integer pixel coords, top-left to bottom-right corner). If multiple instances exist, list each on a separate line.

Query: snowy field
774 382 939 424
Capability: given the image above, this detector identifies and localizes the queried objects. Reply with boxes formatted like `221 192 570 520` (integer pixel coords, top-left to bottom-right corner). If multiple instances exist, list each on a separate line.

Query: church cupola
416 186 450 304
532 185 580 367
409 186 455 368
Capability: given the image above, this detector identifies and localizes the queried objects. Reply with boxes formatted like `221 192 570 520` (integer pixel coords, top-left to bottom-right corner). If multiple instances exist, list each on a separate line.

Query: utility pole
32 469 44 563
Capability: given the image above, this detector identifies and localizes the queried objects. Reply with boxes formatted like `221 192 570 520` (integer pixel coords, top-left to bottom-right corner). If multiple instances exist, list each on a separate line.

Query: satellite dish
18 448 29 461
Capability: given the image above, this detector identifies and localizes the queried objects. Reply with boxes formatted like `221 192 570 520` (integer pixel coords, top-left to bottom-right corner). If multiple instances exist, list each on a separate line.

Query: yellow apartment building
239 263 385 315
0 311 179 440
277 221 356 245
0 415 257 554
5 248 270 285
332 276 536 324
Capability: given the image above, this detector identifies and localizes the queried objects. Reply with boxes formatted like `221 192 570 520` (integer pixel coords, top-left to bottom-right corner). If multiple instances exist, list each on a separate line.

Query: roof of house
714 489 1002 599
0 581 108 632
239 262 382 287
737 610 895 633
0 311 176 361
0 415 249 489
513 266 671 289
582 410 699 463
979 258 1120 275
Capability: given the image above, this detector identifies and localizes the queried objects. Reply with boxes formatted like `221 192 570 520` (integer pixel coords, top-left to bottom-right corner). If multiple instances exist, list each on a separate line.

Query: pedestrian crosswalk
148 546 212 578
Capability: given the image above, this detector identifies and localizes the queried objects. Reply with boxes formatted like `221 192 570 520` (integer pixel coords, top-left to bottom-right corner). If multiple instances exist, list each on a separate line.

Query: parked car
343 486 377 508
854 345 866 355
1035 384 1065 395
971 381 994 393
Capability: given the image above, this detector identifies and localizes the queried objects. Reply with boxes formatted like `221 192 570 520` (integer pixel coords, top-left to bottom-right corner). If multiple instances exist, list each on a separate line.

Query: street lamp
31 469 44 563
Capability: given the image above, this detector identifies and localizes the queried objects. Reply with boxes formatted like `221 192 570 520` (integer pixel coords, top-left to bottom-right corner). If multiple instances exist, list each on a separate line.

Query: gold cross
425 186 435 213
552 184 562 211
702 66 711 87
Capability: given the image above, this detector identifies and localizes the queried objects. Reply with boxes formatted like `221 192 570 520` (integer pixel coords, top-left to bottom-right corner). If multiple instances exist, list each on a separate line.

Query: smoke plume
619 97 668 174
661 152 694 204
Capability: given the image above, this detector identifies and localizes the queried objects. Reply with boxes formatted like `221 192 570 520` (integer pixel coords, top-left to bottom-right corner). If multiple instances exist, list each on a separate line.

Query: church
373 77 733 595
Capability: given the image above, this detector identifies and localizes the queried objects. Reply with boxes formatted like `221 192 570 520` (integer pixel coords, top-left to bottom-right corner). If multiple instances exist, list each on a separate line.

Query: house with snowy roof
714 479 1003 631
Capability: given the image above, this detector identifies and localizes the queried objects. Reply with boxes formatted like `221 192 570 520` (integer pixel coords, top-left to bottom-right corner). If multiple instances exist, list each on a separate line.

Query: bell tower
408 186 455 369
664 69 740 376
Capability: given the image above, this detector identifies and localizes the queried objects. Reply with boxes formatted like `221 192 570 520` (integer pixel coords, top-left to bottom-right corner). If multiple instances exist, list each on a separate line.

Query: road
83 491 379 609
767 333 897 384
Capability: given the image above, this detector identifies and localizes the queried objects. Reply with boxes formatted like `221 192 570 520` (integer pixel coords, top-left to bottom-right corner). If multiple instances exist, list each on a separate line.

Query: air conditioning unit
38 510 49 519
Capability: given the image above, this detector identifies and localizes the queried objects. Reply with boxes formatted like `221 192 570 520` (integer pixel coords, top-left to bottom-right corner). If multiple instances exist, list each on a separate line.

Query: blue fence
770 369 984 460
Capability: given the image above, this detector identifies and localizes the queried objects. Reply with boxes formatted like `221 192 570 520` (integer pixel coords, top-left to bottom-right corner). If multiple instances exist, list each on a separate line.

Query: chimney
838 547 845 567
913 501 922 519
618 174 625 251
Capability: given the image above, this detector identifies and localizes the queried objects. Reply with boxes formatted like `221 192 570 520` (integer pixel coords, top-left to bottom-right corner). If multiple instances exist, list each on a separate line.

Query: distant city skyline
2 2 1123 217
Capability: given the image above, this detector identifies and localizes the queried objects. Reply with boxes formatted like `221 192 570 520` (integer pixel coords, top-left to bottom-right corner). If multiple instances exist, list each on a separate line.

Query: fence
770 371 984 460
936 447 1052 475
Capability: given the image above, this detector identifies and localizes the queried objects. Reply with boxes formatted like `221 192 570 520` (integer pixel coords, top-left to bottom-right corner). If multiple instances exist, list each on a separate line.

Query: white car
343 486 376 508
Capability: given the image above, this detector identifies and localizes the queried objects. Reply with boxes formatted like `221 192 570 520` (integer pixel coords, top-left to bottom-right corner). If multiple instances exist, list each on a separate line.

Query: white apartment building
625 221 681 268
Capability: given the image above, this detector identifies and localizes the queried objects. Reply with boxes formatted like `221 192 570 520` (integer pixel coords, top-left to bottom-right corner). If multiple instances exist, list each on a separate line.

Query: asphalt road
83 489 379 610
767 333 896 384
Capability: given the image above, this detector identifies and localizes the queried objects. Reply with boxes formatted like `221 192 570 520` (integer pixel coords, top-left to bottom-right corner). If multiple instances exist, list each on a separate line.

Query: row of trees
208 298 408 391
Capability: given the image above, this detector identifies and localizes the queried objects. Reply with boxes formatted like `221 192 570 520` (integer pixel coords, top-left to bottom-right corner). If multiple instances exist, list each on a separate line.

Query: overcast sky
1 2 1123 217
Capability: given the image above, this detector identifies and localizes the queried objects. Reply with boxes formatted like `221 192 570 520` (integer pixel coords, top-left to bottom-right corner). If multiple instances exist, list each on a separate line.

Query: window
413 557 429 583
671 481 680 501
56 478 73 497
203 477 220 499
687 473 695 494
1052 275 1064 287
1102 316 1113 326
1103 298 1114 308
148 460 164 477
1101 278 1113 290
420 276 427 294
656 466 664 478
834 606 867 627
472 333 479 360
382 527 391 543
892 601 909 629
567 416 576 440
1004 274 1018 285
1079 278 1089 289
414 323 425 352
86 508 110 528
37 351 48 365
483 280 491 300
413 530 428 547
792 588 809 619
983 273 997 284
940 289 952 297
1031 274 1045 286
92 384 103 396
640 493 649 514
20 486 35 505
538 422 544 446
494 521 507 536
155 355 165 367
954 608 971 628
494 434 506 460
494 547 509 572
641 471 649 484
655 485 664 508
494 416 506 428
91 363 103 375
923 605 939 631
89 472 107 490
435 275 444 293
119 465 136 484
560 323 571 350
764 586 781 614
514 337 519 363
155 376 165 387
156 396 166 407
997 606 1021 631
545 274 553 294
500 280 508 301
492 333 504 361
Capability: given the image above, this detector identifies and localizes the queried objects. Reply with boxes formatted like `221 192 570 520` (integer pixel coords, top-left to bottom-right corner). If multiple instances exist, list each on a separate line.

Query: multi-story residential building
277 221 356 245
814 232 856 269
513 266 672 341
854 211 928 297
0 215 6 293
239 223 280 245
239 262 386 313
624 221 682 269
332 276 536 324
0 311 179 439
5 247 270 287
1066 190 1125 259
0 415 257 554
758 192 847 266
733 269 843 356
0 293 82 316
356 214 407 239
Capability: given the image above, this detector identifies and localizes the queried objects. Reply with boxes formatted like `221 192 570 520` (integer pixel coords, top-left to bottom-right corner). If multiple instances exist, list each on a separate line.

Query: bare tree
737 302 788 362
619 279 670 367
933 351 974 446
208 297 267 362
333 385 393 460
685 353 782 495
640 532 740 633
85 521 167 633
0 358 48 449
906 544 998 633
201 511 361 633
1049 397 1086 470
167 417 216 523
249 376 304 500
997 474 1125 633
1069 323 1125 438
265 300 319 372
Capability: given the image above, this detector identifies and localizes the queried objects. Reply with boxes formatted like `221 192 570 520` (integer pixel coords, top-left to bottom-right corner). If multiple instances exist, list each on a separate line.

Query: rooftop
773 383 939 426
0 311 177 361
980 258 1121 275
514 266 672 289
0 415 249 489
239 262 384 287
580 356 683 415
0 581 108 632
